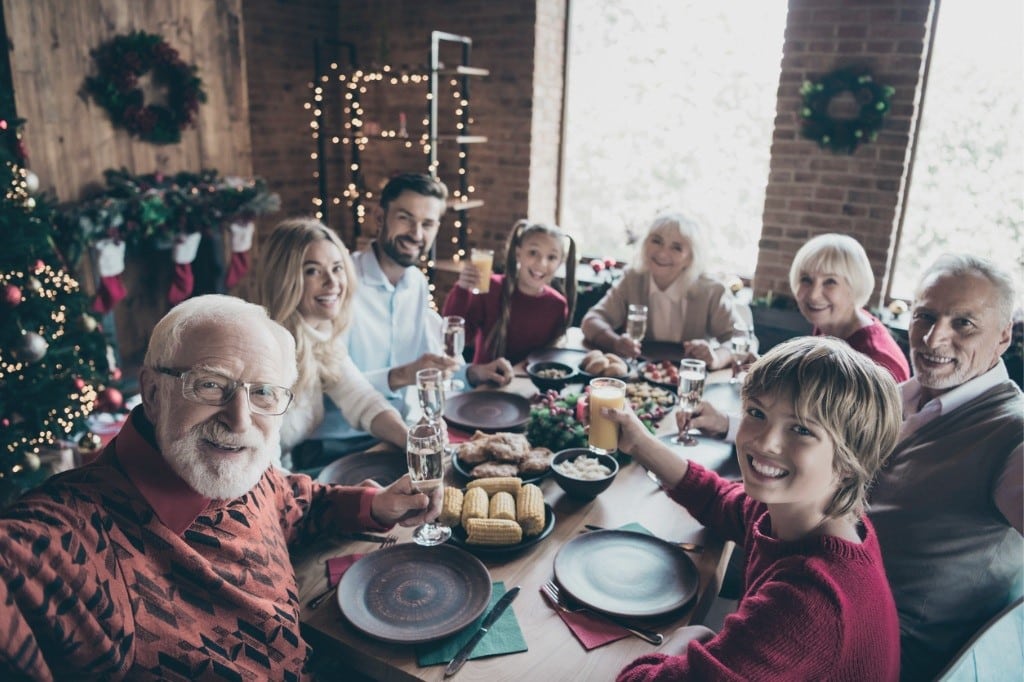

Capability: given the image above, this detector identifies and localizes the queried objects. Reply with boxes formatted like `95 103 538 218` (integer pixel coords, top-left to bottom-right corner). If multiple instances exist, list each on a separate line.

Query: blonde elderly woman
789 233 909 382
252 218 407 471
581 212 746 369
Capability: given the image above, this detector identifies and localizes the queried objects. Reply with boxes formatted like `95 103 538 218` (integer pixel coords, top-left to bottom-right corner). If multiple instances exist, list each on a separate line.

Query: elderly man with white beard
867 254 1023 681
0 295 441 680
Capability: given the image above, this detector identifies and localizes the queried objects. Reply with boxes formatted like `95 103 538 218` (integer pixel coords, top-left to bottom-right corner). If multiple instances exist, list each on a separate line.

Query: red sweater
0 408 384 680
617 463 900 682
442 274 568 364
815 312 910 382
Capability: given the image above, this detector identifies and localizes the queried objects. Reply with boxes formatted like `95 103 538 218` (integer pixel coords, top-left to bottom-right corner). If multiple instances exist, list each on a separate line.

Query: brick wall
753 0 935 304
243 0 936 305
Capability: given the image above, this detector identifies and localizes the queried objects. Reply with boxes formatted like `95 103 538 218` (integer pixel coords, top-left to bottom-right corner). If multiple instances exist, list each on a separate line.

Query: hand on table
389 353 459 390
468 357 514 387
370 473 443 527
662 625 716 654
683 340 730 370
681 399 729 439
613 334 643 359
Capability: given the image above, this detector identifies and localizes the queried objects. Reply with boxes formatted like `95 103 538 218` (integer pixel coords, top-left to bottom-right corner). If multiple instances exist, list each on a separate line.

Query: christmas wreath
85 31 207 145
799 67 894 154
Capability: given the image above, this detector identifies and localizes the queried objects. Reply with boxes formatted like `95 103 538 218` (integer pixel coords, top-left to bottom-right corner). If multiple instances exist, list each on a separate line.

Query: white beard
161 420 280 500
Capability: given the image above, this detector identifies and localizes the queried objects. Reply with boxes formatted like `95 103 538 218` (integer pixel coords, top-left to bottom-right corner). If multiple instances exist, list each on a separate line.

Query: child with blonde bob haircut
610 336 903 681
789 233 909 381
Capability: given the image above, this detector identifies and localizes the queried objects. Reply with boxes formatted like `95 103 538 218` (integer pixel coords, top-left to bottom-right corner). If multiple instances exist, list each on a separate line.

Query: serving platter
317 450 407 487
337 544 492 643
449 452 550 486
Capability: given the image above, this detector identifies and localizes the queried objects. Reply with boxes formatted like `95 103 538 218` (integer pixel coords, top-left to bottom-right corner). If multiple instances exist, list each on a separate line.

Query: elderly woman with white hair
789 233 910 381
581 212 746 369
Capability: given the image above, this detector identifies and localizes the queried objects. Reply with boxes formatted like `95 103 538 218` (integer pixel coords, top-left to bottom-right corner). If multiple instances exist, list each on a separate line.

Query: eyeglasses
155 367 293 416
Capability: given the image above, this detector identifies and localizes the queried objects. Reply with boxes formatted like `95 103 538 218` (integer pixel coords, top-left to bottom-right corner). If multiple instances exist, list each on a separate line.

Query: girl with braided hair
443 220 577 364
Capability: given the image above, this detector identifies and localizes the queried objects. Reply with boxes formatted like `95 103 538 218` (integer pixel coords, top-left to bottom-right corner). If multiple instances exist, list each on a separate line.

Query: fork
307 536 397 609
541 580 664 645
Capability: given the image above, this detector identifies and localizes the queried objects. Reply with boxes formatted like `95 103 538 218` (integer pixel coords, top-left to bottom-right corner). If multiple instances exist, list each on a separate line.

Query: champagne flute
406 420 451 546
442 315 466 391
416 367 445 424
626 303 648 371
729 327 752 384
676 359 707 446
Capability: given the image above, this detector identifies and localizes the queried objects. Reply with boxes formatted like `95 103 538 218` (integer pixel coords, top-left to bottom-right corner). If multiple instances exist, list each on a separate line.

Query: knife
444 585 521 677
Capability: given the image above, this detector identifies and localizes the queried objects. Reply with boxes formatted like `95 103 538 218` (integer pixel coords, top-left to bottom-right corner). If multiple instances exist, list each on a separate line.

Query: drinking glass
588 377 627 455
626 303 648 370
470 248 494 294
406 420 451 546
416 367 445 424
676 359 707 446
729 327 752 384
441 315 466 391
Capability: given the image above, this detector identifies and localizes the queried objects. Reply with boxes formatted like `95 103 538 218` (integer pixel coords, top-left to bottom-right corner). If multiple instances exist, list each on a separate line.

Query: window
892 0 1023 302
560 0 786 277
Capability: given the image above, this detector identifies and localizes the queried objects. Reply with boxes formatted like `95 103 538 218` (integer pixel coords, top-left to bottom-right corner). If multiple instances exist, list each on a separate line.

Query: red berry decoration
32 259 45 274
4 284 22 306
590 260 605 274
604 257 617 269
109 367 123 382
95 387 125 413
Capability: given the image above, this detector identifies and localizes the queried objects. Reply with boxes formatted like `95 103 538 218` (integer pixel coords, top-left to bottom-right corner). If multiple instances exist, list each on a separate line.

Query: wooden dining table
292 358 743 682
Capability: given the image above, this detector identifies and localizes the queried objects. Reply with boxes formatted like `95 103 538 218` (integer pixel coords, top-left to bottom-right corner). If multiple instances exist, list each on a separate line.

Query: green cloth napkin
417 581 528 667
618 521 653 535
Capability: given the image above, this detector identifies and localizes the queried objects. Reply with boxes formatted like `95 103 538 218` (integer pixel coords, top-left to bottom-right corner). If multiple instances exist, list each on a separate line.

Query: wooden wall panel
2 0 251 363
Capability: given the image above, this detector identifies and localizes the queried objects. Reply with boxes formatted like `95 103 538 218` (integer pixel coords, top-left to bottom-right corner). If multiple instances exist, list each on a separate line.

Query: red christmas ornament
32 259 45 274
95 387 125 413
1 418 9 428
590 260 605 274
603 257 617 269
109 367 123 383
73 377 86 390
4 283 22 306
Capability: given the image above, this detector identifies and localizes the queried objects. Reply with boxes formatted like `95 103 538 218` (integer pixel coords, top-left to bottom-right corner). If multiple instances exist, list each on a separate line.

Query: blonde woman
581 212 746 369
253 218 407 470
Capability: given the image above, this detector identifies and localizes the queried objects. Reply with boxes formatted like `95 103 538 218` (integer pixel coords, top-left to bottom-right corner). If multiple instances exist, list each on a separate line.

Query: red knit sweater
442 274 568 364
0 408 384 680
815 312 910 382
617 463 900 682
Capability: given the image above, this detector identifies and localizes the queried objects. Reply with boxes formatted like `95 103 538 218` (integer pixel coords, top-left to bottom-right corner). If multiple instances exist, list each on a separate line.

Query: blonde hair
144 294 297 388
789 234 875 307
635 212 706 286
252 218 357 398
741 336 902 518
485 220 577 359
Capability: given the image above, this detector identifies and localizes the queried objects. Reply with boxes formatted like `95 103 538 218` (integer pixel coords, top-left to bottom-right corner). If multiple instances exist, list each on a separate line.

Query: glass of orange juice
588 377 626 455
470 247 494 294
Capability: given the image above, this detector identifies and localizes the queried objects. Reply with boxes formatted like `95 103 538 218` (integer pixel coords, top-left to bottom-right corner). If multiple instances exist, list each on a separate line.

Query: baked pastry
485 432 531 463
470 461 520 478
518 447 554 475
458 438 491 465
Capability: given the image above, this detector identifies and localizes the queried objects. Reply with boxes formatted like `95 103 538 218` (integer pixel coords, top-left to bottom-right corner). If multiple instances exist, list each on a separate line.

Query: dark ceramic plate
639 340 686 363
317 450 407 487
554 530 698 618
448 503 556 558
525 347 589 371
337 544 492 643
449 451 550 486
444 391 531 433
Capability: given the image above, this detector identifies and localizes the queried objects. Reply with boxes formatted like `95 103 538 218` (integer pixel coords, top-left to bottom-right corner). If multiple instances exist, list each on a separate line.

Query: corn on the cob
488 491 516 521
439 487 464 527
461 487 489 526
466 476 522 496
516 483 545 536
464 518 523 545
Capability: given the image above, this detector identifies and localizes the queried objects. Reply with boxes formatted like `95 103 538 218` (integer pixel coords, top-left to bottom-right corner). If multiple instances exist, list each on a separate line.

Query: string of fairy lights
304 62 480 278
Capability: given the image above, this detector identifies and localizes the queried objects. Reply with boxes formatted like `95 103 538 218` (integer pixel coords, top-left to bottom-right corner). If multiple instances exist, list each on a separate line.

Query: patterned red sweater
0 408 384 680
617 463 900 682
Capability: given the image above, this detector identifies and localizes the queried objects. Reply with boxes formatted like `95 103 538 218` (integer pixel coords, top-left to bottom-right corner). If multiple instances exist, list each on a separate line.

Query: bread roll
586 356 609 375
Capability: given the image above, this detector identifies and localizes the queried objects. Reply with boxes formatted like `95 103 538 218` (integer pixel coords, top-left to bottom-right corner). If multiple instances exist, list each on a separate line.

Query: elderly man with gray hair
868 254 1022 681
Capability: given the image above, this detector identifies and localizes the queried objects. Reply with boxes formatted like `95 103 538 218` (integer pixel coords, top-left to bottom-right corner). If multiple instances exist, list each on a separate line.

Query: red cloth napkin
446 426 473 444
326 553 365 587
540 585 630 650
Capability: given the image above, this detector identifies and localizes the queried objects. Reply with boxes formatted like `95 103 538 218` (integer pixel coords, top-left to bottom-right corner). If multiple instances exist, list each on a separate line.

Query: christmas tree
0 92 114 506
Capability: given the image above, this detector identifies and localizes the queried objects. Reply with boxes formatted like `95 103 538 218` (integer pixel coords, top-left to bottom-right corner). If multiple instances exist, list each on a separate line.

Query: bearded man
0 295 440 679
867 254 1023 681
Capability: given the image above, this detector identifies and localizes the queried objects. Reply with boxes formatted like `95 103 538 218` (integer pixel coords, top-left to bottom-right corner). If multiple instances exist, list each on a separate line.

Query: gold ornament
77 432 103 454
22 451 41 472
25 277 42 293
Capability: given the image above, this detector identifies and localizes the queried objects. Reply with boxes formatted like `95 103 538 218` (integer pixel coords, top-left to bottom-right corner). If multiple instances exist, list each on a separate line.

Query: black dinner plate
554 529 699 618
639 340 686 363
337 544 492 644
449 450 550 485
317 450 407 487
448 503 556 558
525 347 589 371
444 391 531 433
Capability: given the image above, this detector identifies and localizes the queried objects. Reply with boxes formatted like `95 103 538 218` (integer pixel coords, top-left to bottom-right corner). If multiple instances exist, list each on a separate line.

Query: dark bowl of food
550 448 619 499
526 361 578 393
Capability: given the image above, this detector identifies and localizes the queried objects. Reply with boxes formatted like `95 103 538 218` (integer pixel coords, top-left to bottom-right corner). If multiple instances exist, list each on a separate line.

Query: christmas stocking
225 220 255 289
91 238 127 314
168 232 203 305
